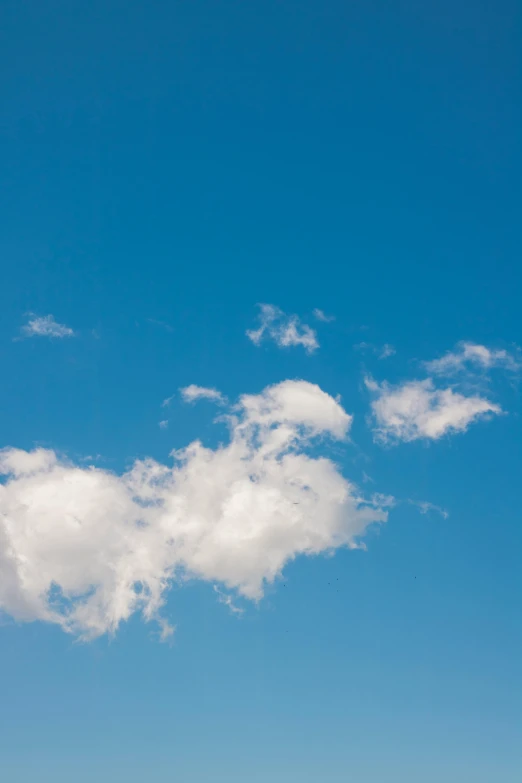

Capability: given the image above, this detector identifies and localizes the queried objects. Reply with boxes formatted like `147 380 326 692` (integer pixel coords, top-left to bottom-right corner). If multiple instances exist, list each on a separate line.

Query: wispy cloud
313 308 335 323
20 314 75 339
247 304 319 353
379 344 396 359
0 381 387 639
425 341 520 376
146 318 174 333
159 420 169 430
366 376 501 444
409 500 449 519
355 342 396 359
180 385 227 404
213 586 244 616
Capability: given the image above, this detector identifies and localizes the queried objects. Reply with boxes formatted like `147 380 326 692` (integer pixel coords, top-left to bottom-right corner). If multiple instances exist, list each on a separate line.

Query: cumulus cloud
366 377 501 443
313 308 335 323
0 381 387 640
247 304 319 353
20 314 75 339
180 385 227 405
425 341 520 375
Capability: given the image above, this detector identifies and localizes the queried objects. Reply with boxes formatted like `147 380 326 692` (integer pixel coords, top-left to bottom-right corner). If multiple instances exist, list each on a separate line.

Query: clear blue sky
0 2 521 781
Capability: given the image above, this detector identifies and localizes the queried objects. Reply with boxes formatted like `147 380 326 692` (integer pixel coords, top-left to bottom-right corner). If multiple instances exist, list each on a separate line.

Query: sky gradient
0 2 521 781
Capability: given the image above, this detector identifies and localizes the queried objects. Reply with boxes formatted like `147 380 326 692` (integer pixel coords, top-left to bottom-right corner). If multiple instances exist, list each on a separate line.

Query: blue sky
0 1 521 781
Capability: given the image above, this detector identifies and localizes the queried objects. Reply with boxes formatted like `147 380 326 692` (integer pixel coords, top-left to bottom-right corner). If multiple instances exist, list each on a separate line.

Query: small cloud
213 586 244 616
313 308 335 323
146 318 174 333
180 385 227 405
379 344 396 359
19 314 75 339
78 454 104 464
425 341 520 376
370 492 395 508
247 304 319 354
410 500 449 519
159 420 169 430
366 376 501 444
161 395 175 408
355 342 396 359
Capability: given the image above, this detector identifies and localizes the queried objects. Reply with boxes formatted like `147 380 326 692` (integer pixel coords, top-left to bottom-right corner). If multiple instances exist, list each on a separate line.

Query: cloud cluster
0 381 388 639
247 304 319 353
364 341 515 444
366 378 501 443
20 314 75 339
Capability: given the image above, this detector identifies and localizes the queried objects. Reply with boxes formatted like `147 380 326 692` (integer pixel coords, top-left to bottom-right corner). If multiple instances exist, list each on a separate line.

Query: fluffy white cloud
247 304 319 353
0 381 387 640
366 377 501 443
20 314 75 339
180 385 227 404
425 341 520 375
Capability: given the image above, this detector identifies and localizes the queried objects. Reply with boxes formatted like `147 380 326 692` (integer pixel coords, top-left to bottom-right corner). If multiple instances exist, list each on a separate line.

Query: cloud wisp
19 314 75 339
425 342 520 376
313 308 335 323
180 385 227 405
355 342 396 360
247 304 319 353
0 381 388 640
409 500 449 519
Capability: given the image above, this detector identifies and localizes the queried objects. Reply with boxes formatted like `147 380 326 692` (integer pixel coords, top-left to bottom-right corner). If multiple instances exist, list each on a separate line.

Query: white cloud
313 308 335 323
247 304 319 353
355 342 396 359
366 377 501 443
159 421 169 430
213 585 243 616
180 385 227 404
20 314 75 339
0 381 387 640
425 341 520 375
408 500 449 519
379 344 396 359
